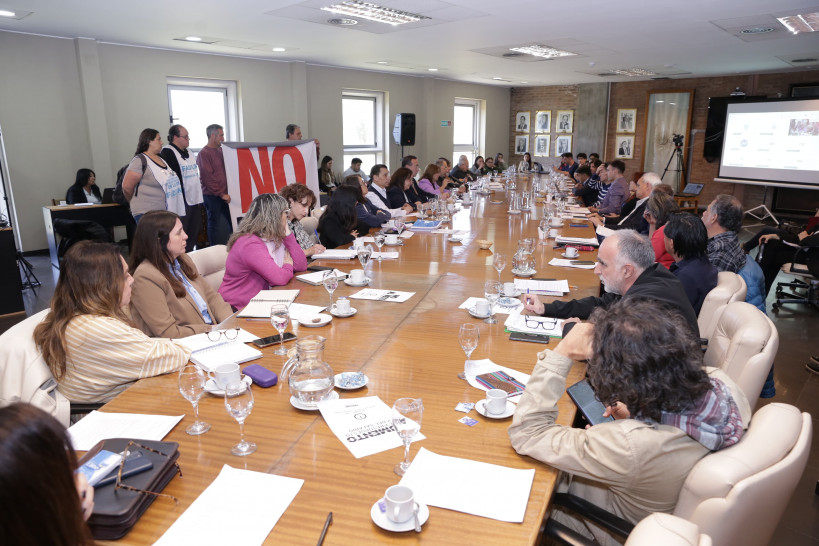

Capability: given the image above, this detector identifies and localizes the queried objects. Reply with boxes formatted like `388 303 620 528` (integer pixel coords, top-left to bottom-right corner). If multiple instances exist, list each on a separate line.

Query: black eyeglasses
524 316 558 331
115 441 181 504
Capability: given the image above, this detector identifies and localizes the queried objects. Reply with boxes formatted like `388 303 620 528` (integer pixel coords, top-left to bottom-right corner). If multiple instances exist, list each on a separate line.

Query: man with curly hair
509 299 751 545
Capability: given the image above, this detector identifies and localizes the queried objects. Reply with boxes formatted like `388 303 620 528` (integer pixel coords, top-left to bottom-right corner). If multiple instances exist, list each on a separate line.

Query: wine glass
493 253 507 283
458 323 480 379
322 270 338 308
270 303 290 356
484 280 501 324
374 232 386 261
392 397 424 476
357 244 373 270
224 382 256 456
395 221 405 236
178 364 210 435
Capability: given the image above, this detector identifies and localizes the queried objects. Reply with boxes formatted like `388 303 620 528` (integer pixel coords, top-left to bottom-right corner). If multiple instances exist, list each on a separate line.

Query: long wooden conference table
98 186 600 545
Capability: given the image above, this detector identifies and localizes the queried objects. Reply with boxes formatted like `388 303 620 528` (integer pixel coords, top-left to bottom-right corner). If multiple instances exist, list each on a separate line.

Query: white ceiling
2 0 819 86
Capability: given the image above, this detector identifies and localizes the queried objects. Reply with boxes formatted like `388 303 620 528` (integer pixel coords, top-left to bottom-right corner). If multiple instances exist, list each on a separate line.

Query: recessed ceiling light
377 61 388 64
0 9 16 17
428 68 438 72
272 47 286 52
612 67 657 77
509 44 577 59
740 26 775 35
321 1 429 26
185 36 202 42
777 12 819 34
521 81 529 84
492 77 503 80
327 17 358 26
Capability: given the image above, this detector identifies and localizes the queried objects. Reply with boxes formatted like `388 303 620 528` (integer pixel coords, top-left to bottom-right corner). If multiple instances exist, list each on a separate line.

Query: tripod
661 140 686 192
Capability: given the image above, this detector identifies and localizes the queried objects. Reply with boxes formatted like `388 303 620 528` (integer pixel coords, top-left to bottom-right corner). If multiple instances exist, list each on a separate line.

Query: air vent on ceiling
503 52 525 58
651 77 672 80
327 18 358 26
792 57 818 63
596 72 616 77
740 26 775 34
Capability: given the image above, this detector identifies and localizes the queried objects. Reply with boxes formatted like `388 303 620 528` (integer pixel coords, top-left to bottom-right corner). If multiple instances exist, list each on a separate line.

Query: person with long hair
494 153 507 172
386 167 419 211
121 128 185 222
318 186 361 249
340 174 390 229
219 193 308 309
644 191 680 269
33 241 189 403
0 403 95 545
66 168 101 204
417 163 448 197
129 210 233 338
470 156 485 176
278 183 326 257
518 152 533 171
318 155 337 194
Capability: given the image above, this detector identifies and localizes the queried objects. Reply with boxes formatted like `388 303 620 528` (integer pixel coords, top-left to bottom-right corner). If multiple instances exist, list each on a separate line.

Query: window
453 99 482 166
342 90 384 177
167 78 240 151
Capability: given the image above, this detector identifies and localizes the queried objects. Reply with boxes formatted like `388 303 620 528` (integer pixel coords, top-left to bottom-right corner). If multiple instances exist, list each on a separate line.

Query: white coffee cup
549 217 563 227
474 299 490 315
384 485 415 523
208 363 241 389
503 282 516 296
350 269 366 283
548 228 559 238
332 297 351 315
386 234 399 245
565 246 579 258
485 388 508 415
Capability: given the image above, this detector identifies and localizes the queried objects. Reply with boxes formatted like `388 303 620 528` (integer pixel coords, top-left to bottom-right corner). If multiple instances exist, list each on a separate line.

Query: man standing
366 164 412 217
160 125 203 252
342 158 370 183
196 124 232 246
286 123 320 158
589 160 629 215
702 194 746 273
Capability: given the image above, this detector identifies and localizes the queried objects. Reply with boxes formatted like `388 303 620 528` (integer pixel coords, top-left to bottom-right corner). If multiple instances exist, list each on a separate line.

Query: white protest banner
222 140 319 230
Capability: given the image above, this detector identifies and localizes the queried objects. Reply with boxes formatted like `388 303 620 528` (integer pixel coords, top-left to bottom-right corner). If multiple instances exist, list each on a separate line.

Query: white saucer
344 277 371 287
298 313 332 327
467 307 491 319
561 252 581 259
447 237 463 243
290 390 339 410
475 399 516 419
329 307 358 318
204 375 252 396
511 268 536 277
497 296 521 307
371 500 429 532
334 372 369 390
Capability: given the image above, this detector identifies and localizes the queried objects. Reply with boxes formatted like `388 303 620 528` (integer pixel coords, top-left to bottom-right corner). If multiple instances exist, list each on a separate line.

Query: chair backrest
674 403 811 546
311 205 327 221
187 245 228 291
698 272 746 341
626 513 711 546
702 301 778 408
299 216 319 245
0 309 70 427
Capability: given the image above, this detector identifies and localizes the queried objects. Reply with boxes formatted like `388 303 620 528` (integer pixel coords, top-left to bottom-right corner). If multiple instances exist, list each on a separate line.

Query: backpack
113 155 146 207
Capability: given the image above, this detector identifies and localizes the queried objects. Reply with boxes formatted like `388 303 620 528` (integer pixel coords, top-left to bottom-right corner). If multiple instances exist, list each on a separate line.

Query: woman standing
278 183 326 257
318 186 361 249
219 193 308 309
66 168 101 204
121 128 185 222
318 156 337 194
129 211 233 337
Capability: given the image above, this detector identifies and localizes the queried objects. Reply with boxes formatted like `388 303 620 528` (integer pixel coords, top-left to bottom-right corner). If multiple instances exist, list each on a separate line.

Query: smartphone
252 332 297 348
509 331 550 344
566 379 614 426
95 450 154 488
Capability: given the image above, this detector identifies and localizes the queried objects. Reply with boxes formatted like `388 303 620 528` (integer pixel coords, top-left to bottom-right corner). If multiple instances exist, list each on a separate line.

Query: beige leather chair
299 216 319 245
626 513 711 546
187 244 228 292
702 301 778 408
698 272 746 341
674 403 811 546
311 205 326 221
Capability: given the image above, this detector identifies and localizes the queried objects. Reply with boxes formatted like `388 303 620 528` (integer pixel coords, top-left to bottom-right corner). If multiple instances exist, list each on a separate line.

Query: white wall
0 30 510 251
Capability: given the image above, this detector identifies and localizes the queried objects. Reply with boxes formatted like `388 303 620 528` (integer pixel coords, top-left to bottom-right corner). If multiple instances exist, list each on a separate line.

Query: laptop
102 187 115 204
677 183 704 198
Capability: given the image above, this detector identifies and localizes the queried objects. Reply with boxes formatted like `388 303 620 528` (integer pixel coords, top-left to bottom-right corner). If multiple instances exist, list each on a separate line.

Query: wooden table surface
99 186 599 545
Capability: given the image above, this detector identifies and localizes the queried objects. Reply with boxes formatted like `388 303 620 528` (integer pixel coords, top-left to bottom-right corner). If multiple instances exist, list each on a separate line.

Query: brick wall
508 85 578 170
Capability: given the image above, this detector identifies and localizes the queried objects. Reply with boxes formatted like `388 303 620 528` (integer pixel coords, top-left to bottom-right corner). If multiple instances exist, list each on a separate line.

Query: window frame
166 77 241 151
342 89 385 164
453 98 482 165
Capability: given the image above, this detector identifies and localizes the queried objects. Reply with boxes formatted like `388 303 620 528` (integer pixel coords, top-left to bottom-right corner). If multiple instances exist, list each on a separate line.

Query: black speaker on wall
393 113 416 146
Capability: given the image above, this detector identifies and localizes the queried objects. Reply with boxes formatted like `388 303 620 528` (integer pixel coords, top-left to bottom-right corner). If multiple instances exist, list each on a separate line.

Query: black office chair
53 218 112 258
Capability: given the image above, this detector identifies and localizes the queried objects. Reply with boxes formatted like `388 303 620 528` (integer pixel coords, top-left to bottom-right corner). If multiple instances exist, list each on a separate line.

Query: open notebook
237 289 300 318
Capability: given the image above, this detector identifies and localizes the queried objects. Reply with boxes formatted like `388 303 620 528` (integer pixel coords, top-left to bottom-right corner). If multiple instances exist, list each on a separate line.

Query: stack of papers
514 278 570 296
311 249 357 260
287 302 328 321
459 297 522 314
566 205 591 214
595 225 615 238
505 309 564 337
237 290 300 317
296 269 347 285
548 258 596 270
556 236 599 247
68 412 183 451
349 289 414 303
372 251 399 260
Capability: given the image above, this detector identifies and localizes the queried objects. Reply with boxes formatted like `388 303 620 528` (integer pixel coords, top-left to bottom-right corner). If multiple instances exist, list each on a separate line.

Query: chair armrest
544 519 598 546
551 493 635 539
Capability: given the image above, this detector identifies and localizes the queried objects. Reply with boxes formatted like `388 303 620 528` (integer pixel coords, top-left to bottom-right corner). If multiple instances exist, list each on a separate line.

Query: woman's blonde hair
227 193 289 251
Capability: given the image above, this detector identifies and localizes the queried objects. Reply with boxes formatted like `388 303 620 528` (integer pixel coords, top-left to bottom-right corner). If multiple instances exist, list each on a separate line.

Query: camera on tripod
672 134 684 147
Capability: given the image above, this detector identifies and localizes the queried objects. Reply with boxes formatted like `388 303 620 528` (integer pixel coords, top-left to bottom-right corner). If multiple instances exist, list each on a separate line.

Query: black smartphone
252 332 297 348
509 331 550 344
567 379 614 426
306 265 334 272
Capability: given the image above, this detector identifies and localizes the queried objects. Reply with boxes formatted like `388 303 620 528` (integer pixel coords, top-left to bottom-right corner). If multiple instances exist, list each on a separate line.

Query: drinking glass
392 397 424 476
493 253 507 283
270 303 290 356
458 323 480 379
374 232 386 261
357 244 372 270
178 364 210 435
224 382 256 456
323 270 338 308
484 280 501 324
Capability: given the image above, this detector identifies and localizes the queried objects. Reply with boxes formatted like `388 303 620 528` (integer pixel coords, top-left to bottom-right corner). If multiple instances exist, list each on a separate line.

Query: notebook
296 269 348 285
188 340 262 372
237 289 300 318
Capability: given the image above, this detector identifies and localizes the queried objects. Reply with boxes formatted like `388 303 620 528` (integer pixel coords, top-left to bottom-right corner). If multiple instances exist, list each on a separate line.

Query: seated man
588 160 628 215
571 165 597 207
342 157 370 183
523 230 699 336
590 172 662 235
509 299 751 546
702 194 746 273
751 208 819 294
366 164 412 217
664 212 718 315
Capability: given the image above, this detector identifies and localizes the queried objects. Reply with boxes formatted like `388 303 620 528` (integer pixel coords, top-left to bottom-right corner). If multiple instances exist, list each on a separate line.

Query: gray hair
642 172 663 188
227 193 289 251
711 194 743 232
610 230 655 272
645 192 679 227
206 124 223 138
285 124 300 139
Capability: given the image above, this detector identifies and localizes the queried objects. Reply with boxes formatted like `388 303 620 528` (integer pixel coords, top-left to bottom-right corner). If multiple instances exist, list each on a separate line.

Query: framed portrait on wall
614 135 635 159
515 135 529 154
555 135 572 155
556 110 573 133
515 112 530 132
617 109 637 133
535 135 551 157
535 111 551 133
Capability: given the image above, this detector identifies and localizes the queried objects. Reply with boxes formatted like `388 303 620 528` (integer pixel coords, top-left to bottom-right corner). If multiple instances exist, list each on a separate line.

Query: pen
317 512 333 546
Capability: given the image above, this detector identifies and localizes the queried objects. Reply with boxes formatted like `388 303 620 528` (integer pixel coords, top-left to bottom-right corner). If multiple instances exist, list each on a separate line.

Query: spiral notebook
237 289 300 318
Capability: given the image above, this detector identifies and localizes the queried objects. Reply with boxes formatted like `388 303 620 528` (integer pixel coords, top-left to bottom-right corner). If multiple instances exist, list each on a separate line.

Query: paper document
68 412 183 451
237 289 300 317
556 236 599 247
349 289 415 303
287 302 329 320
318 396 426 458
296 269 347 285
372 251 399 260
400 448 534 523
311 249 357 260
459 297 522 315
155 465 303 546
505 309 564 337
595 224 615 238
566 206 591 214
548 258 596 270
514 278 570 294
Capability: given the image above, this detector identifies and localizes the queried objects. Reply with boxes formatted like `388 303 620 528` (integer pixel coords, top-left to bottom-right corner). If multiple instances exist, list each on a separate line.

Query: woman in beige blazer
129 210 233 338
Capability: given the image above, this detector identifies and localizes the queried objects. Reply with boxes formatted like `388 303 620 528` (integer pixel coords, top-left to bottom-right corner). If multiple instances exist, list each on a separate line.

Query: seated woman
278 183 326 258
470 156 485 176
494 153 507 172
664 212 719 315
340 175 390 229
219 193 308 310
517 152 533 172
0 403 95 544
744 207 819 253
318 155 337 194
318 186 361 249
417 163 448 197
387 167 419 211
129 210 233 338
644 192 680 269
33 241 189 403
66 168 101 205
450 155 476 184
